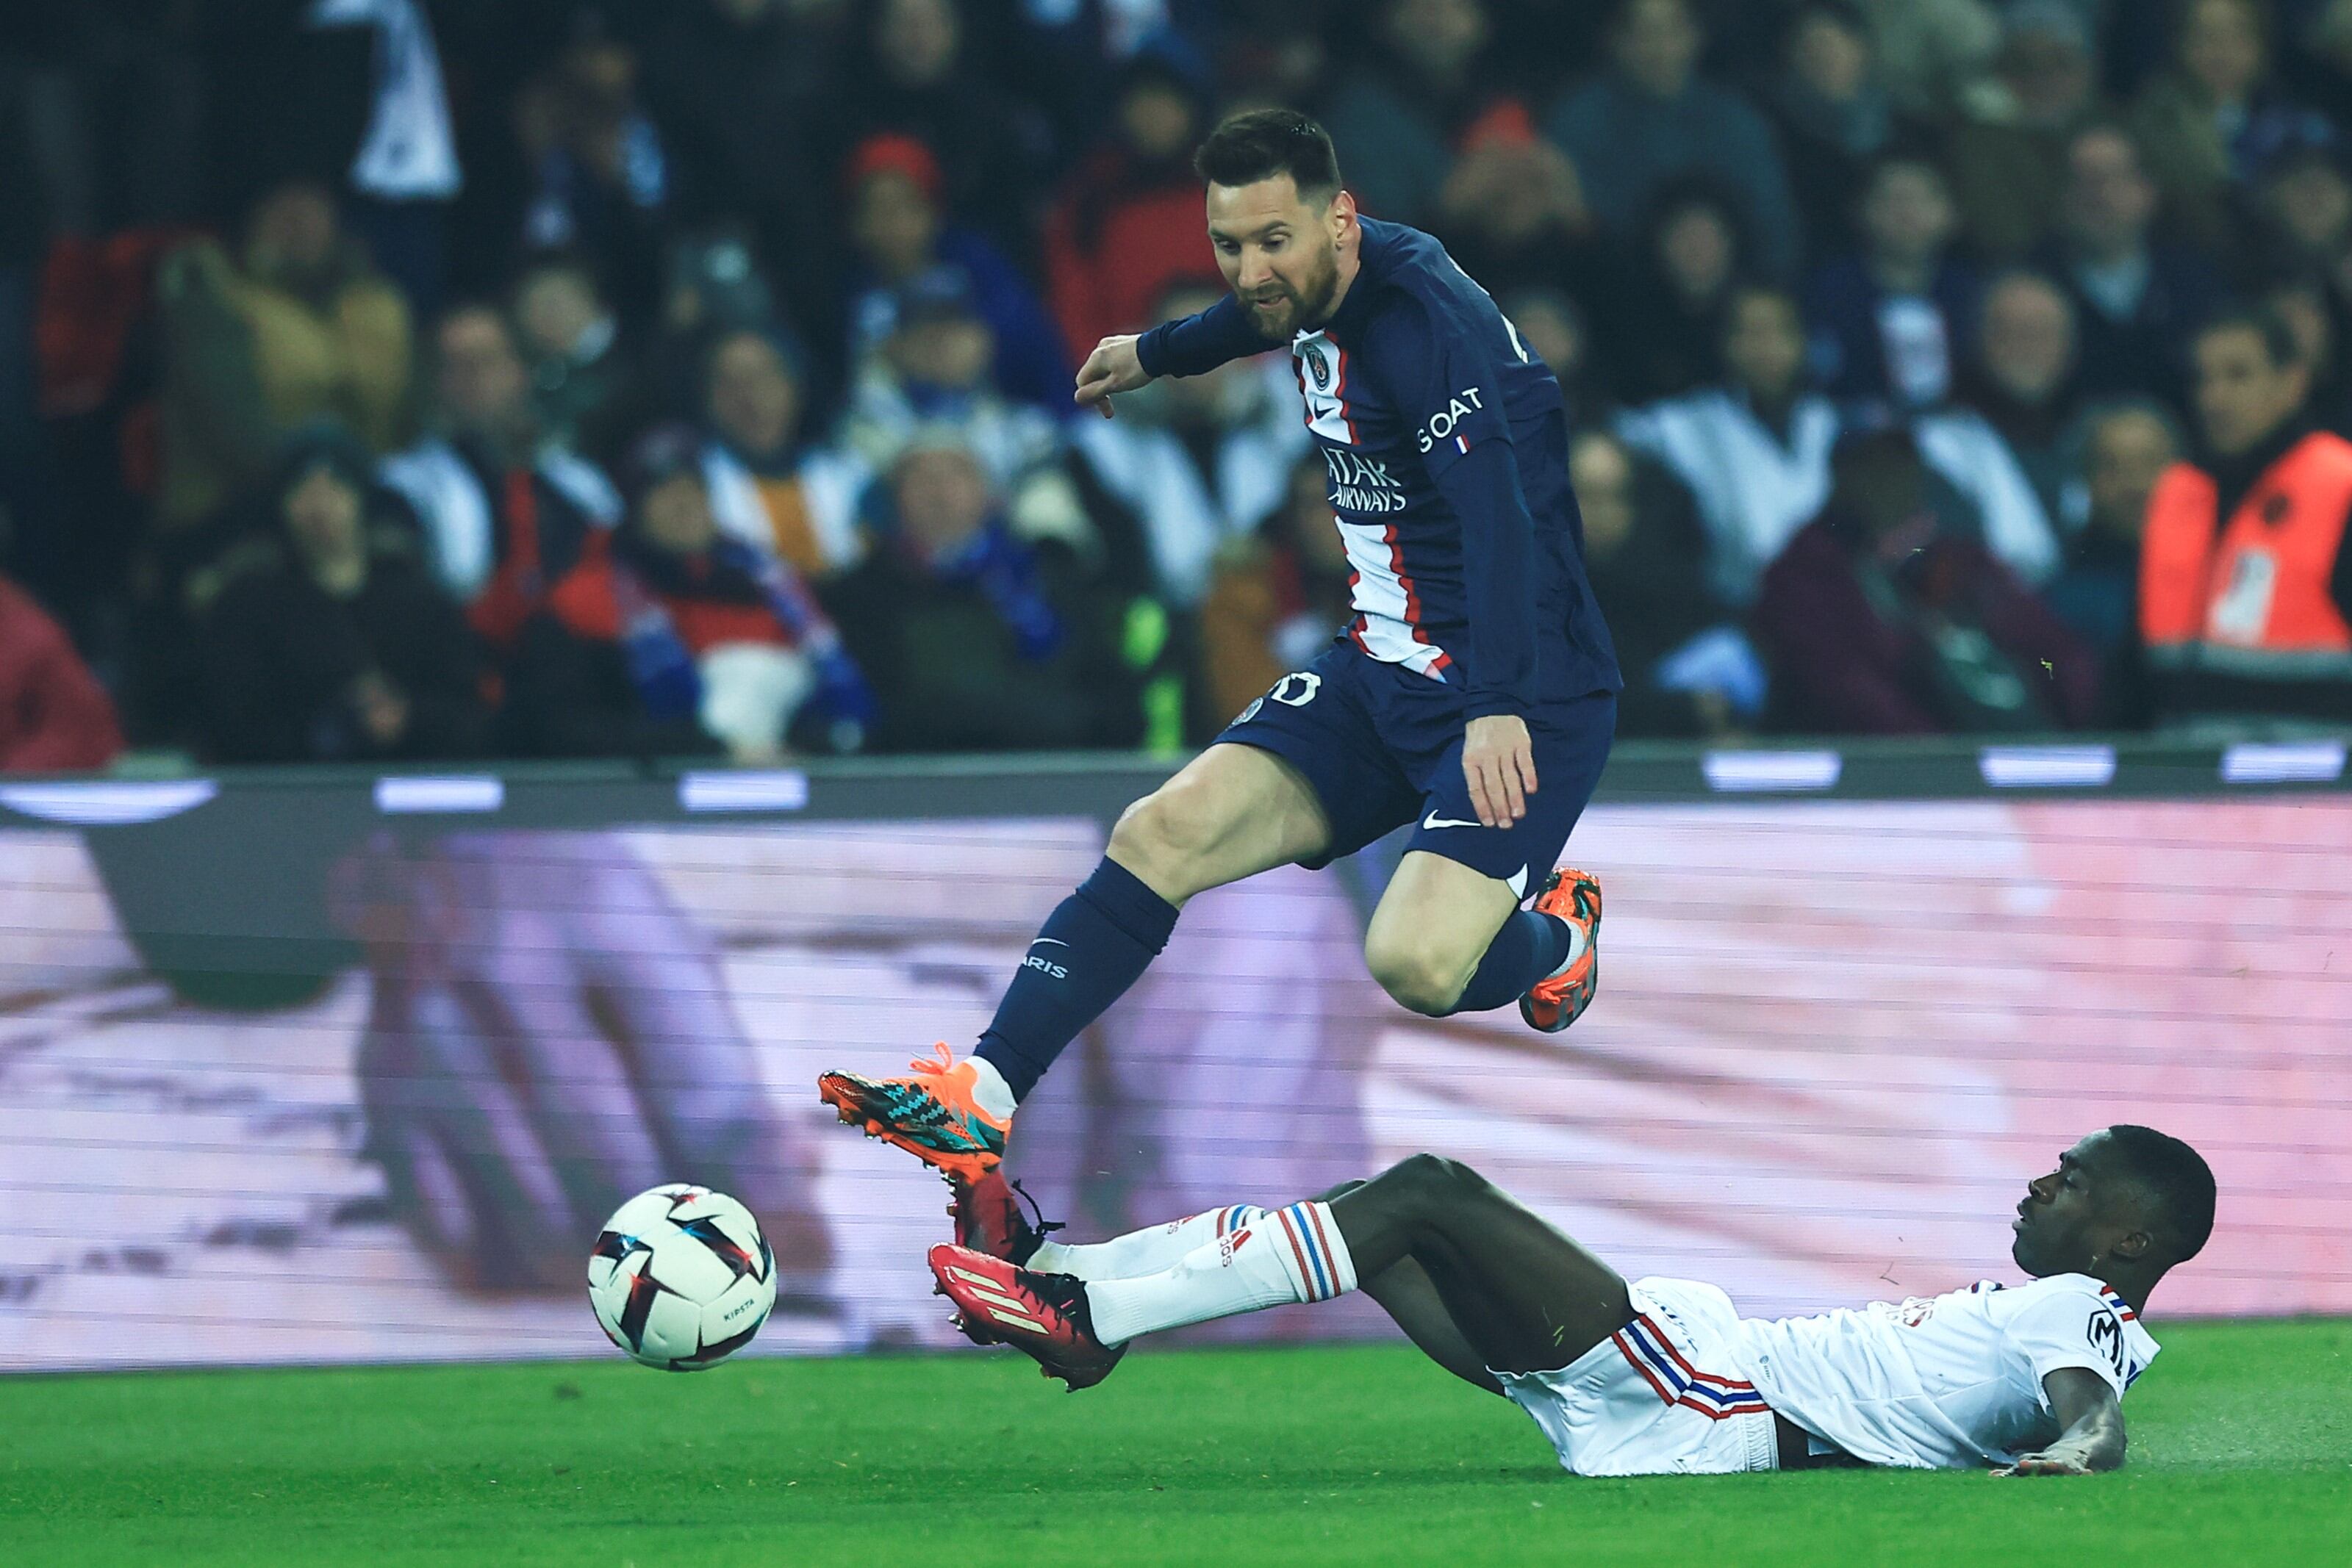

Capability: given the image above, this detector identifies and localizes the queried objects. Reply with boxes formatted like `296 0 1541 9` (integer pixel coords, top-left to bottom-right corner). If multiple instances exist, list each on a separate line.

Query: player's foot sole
817 1046 1009 1185
1519 868 1602 1034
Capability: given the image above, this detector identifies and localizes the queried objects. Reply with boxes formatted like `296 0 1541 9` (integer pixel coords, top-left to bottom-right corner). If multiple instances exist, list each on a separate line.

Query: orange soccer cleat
817 1043 1011 1184
1519 868 1603 1034
928 1243 1126 1391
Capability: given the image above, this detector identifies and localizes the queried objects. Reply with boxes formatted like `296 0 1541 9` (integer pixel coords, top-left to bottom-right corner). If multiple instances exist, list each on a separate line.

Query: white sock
964 1055 1018 1121
1083 1201 1358 1346
1030 1206 1266 1281
1544 916 1588 980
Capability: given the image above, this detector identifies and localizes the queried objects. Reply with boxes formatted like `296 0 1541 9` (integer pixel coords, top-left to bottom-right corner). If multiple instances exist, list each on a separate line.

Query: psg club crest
1305 345 1330 389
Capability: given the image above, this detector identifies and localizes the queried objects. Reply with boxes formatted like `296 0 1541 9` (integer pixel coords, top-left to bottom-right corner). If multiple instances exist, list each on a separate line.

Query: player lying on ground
820 108 1620 1184
931 1126 2214 1477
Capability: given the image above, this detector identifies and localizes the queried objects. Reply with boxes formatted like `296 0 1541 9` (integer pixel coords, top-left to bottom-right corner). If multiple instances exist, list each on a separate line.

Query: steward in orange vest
2140 309 2352 720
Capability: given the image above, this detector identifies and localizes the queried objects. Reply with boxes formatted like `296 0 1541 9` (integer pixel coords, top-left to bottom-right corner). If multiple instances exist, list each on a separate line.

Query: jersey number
1269 672 1322 707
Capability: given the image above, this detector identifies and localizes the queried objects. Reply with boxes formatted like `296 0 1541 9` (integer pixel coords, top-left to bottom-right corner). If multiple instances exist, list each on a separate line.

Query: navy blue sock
1446 911 1572 1015
975 857 1180 1102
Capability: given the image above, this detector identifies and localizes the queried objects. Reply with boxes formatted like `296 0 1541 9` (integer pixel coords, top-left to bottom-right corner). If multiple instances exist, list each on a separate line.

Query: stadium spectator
1320 0 1502 229
1861 0 2005 118
1600 179 1752 403
1545 0 1804 282
1754 425 2098 734
2261 274 2352 435
1621 272 2058 598
504 425 875 760
811 0 1044 265
836 267 1069 518
379 304 621 654
2250 137 2352 276
842 133 1072 412
821 428 1158 752
1501 287 1613 427
512 254 647 466
1959 270 2084 525
2045 400 2182 722
1941 1 2104 262
1618 284 1842 605
1804 149 1976 409
513 13 671 325
1043 57 1213 358
1570 430 1763 738
1430 102 1600 303
198 429 485 765
699 327 870 579
2036 123 2221 404
640 0 835 315
1197 452 1357 722
0 572 123 774
155 179 414 529
305 0 465 317
2127 0 2330 264
2140 306 2352 722
1066 281 1308 606
1761 1 1900 267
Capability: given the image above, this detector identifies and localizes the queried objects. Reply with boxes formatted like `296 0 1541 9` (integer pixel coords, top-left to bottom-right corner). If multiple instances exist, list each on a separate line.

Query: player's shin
1083 1201 1357 1345
1029 1206 1269 1279
1446 908 1574 1015
972 858 1180 1105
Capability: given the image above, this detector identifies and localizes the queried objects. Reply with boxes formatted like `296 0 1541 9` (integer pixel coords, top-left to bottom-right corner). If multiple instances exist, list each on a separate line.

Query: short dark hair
2105 1124 2217 1264
2195 303 2301 370
1194 109 1343 204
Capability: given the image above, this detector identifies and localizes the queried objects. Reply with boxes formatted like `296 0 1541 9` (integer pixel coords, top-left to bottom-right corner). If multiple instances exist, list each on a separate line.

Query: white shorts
1496 1276 1780 1477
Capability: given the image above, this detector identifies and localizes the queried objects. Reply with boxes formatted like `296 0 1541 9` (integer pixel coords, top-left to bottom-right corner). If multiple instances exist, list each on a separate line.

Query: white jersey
1735 1273 2159 1470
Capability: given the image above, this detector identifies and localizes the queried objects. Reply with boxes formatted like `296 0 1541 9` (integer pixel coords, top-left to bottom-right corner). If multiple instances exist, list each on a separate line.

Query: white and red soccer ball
587 1184 777 1371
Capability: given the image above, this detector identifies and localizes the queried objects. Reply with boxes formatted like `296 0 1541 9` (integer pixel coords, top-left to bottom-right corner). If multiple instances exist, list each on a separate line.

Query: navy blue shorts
1216 643 1617 892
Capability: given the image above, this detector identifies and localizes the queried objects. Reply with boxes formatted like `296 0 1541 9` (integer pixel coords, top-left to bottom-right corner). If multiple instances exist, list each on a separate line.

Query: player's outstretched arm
1994 1369 2127 1475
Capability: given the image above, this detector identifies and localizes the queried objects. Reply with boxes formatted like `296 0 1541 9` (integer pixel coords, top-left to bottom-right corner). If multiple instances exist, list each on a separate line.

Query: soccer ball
588 1184 778 1370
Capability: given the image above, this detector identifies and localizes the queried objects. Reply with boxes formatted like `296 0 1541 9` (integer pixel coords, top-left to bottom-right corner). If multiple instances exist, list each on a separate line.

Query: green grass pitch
4 1320 2345 1565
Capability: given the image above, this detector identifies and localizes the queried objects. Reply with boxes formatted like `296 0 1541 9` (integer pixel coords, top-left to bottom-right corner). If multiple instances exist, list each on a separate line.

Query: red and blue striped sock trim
1272 1203 1342 1302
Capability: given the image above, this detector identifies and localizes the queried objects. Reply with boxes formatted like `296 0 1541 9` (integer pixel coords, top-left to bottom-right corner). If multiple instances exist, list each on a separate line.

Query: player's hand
333 832 831 1293
1992 1451 2095 1477
1463 714 1538 830
1074 334 1150 418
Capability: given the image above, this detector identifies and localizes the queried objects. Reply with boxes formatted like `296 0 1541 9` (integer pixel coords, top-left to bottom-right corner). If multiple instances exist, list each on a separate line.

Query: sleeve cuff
1464 693 1527 722
1134 323 1170 381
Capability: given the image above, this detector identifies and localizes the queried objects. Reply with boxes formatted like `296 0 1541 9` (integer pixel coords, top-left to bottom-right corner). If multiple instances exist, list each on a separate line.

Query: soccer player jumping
820 111 1621 1182
931 1126 2215 1478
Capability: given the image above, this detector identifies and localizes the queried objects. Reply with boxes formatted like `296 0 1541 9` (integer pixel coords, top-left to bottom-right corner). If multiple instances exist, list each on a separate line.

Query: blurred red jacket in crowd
1043 146 1212 357
0 575 123 773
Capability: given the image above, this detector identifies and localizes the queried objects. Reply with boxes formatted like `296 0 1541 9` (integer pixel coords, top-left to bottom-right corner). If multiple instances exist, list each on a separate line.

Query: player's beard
1241 246 1342 342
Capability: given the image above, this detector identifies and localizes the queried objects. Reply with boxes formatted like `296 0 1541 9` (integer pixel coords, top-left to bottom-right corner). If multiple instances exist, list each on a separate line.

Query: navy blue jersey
1139 217 1619 716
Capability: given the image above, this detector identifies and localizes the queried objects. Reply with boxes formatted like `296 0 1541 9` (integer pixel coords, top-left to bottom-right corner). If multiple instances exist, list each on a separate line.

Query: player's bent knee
1363 934 1474 1017
1379 1153 1490 1210
1107 787 1213 889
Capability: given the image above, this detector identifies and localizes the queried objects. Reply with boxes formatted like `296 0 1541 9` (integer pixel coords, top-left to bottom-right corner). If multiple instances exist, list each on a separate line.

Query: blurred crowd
4 0 2352 773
